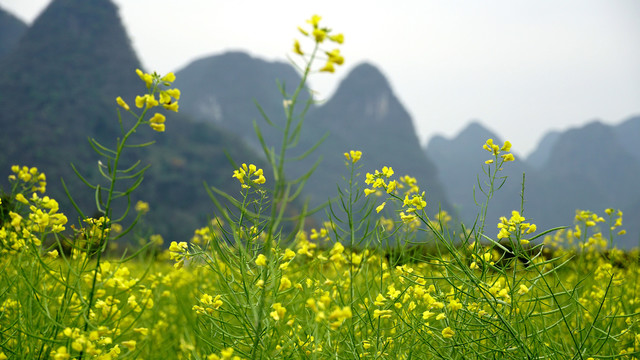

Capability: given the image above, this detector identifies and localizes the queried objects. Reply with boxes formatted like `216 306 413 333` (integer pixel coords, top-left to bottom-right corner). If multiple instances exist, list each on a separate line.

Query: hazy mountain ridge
1 1 637 247
176 55 452 213
173 51 312 154
426 117 640 248
0 0 267 242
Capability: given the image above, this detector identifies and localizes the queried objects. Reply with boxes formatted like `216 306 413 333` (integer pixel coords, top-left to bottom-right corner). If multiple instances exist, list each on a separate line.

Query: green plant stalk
82 105 150 335
250 44 319 359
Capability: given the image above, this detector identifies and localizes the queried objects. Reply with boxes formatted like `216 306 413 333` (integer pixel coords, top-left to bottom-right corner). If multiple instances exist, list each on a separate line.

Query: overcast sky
2 0 639 156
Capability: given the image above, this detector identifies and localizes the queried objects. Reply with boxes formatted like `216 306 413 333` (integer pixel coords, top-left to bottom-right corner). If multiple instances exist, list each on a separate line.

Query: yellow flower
319 60 335 73
374 293 386 306
166 88 181 100
135 95 146 108
254 174 266 184
376 202 386 213
15 193 28 204
220 348 234 360
161 72 176 83
313 28 326 43
279 276 292 291
149 113 166 132
307 14 322 28
122 340 136 350
255 254 267 266
133 328 149 336
501 140 512 151
501 153 515 162
116 96 130 111
326 49 344 65
51 346 70 360
344 150 362 163
442 327 455 338
364 188 376 196
270 303 286 321
232 164 266 187
448 299 462 312
135 200 150 213
297 26 309 36
136 68 153 88
518 284 529 295
329 33 344 44
145 95 159 108
293 39 304 55
373 309 393 319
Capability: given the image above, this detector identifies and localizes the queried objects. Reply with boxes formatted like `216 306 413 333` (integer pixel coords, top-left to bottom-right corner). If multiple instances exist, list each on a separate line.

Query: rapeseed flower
294 14 345 73
232 163 266 188
271 303 286 321
255 254 267 266
442 327 455 338
344 150 362 163
135 200 149 213
116 96 130 111
293 39 304 55
483 138 515 165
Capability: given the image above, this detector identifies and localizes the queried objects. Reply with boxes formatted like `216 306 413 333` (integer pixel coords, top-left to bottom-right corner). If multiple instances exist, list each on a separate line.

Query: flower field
1 15 639 360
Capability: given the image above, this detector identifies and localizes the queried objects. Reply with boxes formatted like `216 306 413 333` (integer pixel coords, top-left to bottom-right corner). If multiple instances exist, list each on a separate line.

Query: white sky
2 0 639 156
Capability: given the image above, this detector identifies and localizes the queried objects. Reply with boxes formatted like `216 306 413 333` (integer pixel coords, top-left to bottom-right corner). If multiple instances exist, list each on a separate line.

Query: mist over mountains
173 52 452 212
0 0 266 242
427 116 640 249
1 0 638 248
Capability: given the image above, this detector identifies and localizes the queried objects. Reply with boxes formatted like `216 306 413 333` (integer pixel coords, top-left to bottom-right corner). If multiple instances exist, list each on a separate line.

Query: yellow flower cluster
116 70 181 132
50 326 124 360
344 150 362 164
207 347 241 360
193 293 223 315
483 139 514 164
364 166 396 196
9 165 46 193
231 163 266 189
83 216 111 241
1 168 67 255
169 241 188 269
497 210 536 243
294 15 345 73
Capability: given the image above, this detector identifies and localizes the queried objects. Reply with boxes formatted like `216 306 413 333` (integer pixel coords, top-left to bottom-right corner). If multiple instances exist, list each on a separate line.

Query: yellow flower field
1 15 638 360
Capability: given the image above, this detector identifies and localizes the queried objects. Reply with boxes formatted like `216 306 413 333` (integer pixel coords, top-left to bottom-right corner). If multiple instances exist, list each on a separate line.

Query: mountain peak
1 0 141 101
457 121 500 144
332 62 392 102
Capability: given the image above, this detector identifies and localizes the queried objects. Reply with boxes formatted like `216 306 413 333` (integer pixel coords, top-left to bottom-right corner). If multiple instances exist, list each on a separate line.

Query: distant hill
0 0 265 242
173 52 310 153
177 56 452 213
426 118 640 248
301 63 451 212
426 121 531 232
613 115 640 165
526 130 561 169
525 121 640 247
0 6 27 59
